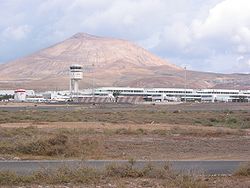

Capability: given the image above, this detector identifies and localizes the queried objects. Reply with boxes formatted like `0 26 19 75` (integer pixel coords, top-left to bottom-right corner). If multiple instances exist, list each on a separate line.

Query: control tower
69 65 83 95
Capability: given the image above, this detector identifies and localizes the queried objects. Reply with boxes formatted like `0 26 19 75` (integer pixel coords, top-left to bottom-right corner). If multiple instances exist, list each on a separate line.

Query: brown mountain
0 33 249 90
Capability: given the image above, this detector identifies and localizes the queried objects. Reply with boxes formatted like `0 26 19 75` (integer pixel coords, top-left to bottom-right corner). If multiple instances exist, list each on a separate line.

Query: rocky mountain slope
0 33 249 90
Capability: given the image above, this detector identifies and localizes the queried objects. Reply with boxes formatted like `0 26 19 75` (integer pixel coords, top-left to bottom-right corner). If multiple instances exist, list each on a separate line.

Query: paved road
0 160 247 175
0 102 249 112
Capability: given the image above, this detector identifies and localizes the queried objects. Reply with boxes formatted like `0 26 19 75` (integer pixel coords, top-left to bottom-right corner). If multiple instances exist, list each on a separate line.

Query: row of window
97 89 249 95
107 90 239 95
197 92 239 94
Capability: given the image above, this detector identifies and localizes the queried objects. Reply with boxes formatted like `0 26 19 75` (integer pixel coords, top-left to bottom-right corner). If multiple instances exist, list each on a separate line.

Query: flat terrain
1 177 250 188
0 122 249 161
0 102 249 161
1 102 250 112
0 102 250 187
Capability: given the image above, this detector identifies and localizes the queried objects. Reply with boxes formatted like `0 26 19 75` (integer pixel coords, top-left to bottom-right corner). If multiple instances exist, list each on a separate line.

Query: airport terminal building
93 87 250 103
1 87 250 103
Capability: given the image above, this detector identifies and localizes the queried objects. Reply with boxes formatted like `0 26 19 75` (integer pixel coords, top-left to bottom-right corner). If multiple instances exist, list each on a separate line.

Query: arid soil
0 103 250 187
1 176 250 188
0 102 249 160
0 122 249 160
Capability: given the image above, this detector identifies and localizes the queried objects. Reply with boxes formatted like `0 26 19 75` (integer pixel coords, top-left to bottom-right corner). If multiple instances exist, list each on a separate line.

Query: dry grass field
0 102 249 187
0 123 249 160
0 103 249 160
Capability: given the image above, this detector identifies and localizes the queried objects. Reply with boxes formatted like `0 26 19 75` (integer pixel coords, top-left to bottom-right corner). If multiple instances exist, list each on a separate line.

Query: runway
0 160 247 175
0 102 249 112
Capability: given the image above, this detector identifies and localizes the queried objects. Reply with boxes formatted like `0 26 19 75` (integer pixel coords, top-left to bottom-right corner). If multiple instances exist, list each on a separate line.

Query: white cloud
193 0 250 53
1 0 250 73
161 23 192 50
236 56 244 62
152 0 250 73
247 59 250 67
2 25 31 41
138 32 161 50
194 0 250 37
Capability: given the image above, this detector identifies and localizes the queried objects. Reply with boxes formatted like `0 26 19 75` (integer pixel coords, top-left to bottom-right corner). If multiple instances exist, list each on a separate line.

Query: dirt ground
2 121 249 131
1 122 249 160
2 176 250 188
0 102 249 160
0 103 250 187
1 102 250 112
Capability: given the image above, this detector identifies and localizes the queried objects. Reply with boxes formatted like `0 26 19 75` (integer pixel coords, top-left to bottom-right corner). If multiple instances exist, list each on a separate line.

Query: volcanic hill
0 33 249 90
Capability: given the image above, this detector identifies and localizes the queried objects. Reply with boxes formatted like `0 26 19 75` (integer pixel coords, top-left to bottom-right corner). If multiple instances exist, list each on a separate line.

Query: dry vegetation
0 162 250 187
0 127 102 159
0 109 250 129
0 163 207 187
234 162 250 177
0 106 249 160
0 105 249 186
0 125 248 160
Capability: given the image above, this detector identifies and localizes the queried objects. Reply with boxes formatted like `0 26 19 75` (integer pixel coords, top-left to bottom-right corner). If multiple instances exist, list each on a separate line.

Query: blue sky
1 0 250 73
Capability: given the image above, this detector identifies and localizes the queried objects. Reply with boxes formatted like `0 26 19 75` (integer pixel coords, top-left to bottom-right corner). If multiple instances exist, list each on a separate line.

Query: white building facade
93 87 250 102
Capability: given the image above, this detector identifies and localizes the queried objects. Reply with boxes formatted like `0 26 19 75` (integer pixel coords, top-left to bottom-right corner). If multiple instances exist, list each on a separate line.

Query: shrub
234 163 250 177
0 126 38 138
15 134 98 157
226 118 237 124
16 134 69 156
173 110 181 113
209 118 220 123
114 128 147 135
0 164 207 187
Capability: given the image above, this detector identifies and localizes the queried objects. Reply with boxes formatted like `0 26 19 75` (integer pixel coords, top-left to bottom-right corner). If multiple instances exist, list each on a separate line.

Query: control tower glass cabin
69 65 83 95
